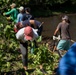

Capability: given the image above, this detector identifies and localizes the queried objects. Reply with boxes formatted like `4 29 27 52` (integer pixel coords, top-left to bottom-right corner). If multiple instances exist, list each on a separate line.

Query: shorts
57 40 70 50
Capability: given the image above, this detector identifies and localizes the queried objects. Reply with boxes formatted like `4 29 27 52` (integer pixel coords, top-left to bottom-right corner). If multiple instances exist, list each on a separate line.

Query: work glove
53 35 60 40
3 13 5 16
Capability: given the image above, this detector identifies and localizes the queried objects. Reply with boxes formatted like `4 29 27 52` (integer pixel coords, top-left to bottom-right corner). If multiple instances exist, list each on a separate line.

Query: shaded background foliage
0 0 76 17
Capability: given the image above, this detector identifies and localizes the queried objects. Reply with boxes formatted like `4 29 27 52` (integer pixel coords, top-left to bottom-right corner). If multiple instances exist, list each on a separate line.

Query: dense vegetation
0 0 76 17
0 0 76 75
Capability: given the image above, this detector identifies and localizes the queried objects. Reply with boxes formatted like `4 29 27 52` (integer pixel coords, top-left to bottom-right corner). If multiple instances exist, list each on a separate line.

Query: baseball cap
10 3 16 7
24 26 33 40
62 15 69 20
18 6 24 11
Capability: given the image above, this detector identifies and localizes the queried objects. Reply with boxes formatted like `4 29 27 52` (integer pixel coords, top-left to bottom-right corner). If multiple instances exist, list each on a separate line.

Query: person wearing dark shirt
54 15 71 57
22 20 43 36
22 7 34 20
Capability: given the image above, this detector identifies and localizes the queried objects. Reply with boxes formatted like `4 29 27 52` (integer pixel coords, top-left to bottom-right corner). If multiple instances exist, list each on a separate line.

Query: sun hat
18 6 24 11
62 15 69 20
10 3 16 7
24 26 33 40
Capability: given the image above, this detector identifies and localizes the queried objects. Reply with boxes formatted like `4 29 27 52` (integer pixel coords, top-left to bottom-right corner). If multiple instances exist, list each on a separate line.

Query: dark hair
25 7 31 13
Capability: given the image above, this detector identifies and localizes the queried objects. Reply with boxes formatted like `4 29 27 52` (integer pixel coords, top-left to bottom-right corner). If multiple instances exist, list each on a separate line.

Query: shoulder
58 22 62 25
57 22 62 28
13 8 17 10
12 8 18 12
18 13 23 16
23 13 26 16
11 8 16 11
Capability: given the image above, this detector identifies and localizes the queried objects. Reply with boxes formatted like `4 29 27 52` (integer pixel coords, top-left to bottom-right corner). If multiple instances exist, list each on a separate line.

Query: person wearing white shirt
16 26 38 70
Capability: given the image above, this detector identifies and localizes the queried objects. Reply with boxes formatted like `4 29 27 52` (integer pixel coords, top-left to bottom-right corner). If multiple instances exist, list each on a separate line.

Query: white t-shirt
16 27 38 42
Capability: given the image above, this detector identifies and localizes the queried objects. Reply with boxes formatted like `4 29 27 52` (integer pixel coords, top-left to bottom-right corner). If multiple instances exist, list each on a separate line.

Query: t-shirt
22 13 34 20
22 20 31 26
16 27 38 42
57 22 71 40
34 20 41 28
17 13 23 23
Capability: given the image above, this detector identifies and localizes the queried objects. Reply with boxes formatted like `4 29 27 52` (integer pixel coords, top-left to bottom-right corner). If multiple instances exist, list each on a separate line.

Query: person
16 6 25 23
22 20 43 36
56 42 76 75
16 26 39 70
3 3 18 23
22 7 34 20
14 20 43 53
53 15 71 57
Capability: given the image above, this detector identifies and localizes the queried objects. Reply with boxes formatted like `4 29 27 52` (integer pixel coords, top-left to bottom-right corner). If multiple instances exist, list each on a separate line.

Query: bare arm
54 28 59 36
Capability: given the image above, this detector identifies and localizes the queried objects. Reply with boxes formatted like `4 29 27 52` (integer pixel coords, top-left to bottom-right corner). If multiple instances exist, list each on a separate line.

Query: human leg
64 40 70 50
19 42 28 70
57 40 68 57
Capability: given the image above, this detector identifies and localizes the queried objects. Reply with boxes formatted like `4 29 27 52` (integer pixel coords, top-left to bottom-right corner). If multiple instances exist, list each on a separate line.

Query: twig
71 39 75 43
39 22 44 27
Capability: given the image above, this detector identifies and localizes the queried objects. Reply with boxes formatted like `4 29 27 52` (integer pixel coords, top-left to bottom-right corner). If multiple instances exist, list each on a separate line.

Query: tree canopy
0 0 76 9
0 0 76 17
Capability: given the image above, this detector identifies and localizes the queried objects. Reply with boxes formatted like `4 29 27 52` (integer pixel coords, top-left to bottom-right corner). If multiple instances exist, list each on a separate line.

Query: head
18 6 24 13
25 7 31 13
24 26 33 41
10 3 16 9
62 15 68 19
62 15 70 23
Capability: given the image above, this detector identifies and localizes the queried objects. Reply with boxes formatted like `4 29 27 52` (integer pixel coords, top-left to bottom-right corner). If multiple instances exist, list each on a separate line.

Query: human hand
7 17 11 20
3 13 5 16
53 35 60 40
53 35 56 40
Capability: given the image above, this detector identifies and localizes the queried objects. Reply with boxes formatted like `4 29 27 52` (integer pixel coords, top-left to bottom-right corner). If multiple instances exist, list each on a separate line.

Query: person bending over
16 26 39 70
